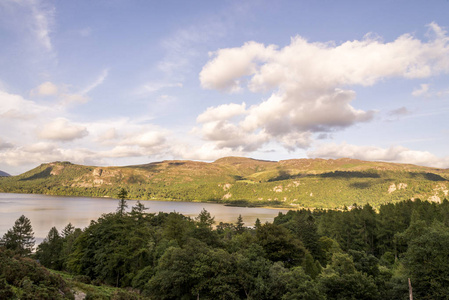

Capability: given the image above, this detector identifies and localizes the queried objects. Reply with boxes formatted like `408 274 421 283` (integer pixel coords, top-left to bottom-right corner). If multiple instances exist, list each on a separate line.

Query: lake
0 193 289 244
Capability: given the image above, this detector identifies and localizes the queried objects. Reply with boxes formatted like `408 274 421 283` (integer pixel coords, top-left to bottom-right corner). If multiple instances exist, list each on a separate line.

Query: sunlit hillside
0 157 448 210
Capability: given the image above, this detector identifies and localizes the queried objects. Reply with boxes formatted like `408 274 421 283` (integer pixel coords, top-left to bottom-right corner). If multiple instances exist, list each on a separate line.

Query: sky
0 0 449 175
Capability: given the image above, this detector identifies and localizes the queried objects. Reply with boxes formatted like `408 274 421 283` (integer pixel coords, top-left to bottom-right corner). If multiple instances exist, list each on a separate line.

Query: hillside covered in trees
2 197 449 299
0 157 448 209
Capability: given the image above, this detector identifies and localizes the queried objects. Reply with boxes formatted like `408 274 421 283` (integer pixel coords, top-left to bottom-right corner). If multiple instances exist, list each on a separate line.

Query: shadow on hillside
128 162 161 172
319 171 381 179
268 170 303 182
349 182 373 189
409 172 447 182
19 167 52 181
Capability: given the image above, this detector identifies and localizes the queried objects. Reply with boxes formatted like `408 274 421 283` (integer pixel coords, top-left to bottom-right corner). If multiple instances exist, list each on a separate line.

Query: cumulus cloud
0 142 99 170
30 81 58 97
28 69 109 106
0 90 50 120
121 131 166 149
197 103 247 123
197 23 449 153
308 143 449 168
37 118 88 141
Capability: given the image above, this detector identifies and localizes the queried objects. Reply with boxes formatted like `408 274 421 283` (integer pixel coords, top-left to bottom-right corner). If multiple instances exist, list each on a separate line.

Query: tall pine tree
1 215 35 256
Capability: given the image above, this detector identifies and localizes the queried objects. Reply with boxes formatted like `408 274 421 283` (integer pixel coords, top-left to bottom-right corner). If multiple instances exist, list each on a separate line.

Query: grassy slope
0 157 448 209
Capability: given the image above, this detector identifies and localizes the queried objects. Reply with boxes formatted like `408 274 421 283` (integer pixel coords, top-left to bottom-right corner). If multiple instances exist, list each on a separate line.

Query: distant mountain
0 170 10 177
0 157 448 209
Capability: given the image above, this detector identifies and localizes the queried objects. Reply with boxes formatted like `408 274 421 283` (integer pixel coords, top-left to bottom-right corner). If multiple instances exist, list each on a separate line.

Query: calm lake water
0 193 289 244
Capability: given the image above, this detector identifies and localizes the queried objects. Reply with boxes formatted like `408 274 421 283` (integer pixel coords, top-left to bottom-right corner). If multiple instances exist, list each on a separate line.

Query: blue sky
0 0 449 175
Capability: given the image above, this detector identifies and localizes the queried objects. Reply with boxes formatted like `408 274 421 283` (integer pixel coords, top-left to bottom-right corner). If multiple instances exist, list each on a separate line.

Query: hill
0 170 10 177
0 157 448 209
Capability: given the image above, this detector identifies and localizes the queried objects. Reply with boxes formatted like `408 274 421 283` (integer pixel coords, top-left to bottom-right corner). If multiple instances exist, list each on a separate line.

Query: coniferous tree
117 188 128 216
236 214 245 233
61 222 75 238
0 215 35 256
36 227 64 270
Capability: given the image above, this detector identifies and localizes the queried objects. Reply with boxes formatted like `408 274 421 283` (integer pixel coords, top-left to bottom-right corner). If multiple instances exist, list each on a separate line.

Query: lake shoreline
0 193 290 242
0 191 296 210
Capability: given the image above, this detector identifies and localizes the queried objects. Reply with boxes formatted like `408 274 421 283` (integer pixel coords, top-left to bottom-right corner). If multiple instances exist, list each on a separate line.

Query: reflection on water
0 193 289 243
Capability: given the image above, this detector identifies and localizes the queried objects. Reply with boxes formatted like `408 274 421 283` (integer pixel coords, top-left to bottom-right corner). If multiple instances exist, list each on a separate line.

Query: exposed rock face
273 185 283 193
388 184 397 193
220 183 232 191
433 184 448 196
398 183 408 189
428 195 441 203
93 168 103 177
388 183 407 193
222 193 232 200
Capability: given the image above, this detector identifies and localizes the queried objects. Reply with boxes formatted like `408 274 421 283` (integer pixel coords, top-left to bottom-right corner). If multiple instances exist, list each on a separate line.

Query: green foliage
23 198 449 299
256 223 307 267
317 253 379 299
404 222 449 299
0 248 73 299
1 158 448 210
0 215 35 256
117 188 128 216
36 227 64 270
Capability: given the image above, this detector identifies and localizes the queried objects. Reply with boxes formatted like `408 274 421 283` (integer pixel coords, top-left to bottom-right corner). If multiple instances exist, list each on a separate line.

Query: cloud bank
197 23 449 153
308 143 449 169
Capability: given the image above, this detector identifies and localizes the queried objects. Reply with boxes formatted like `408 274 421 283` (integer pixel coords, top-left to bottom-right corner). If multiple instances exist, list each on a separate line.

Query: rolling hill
0 170 10 177
0 157 448 209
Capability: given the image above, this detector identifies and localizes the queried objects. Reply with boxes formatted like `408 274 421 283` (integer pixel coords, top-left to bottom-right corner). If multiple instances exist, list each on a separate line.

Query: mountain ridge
0 170 10 177
0 157 448 209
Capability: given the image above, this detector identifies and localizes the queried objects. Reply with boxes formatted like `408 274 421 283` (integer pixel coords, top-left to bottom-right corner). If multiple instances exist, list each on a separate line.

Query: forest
1 191 449 299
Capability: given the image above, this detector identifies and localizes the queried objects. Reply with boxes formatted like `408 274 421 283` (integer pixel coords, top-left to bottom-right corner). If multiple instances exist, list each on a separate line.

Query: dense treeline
2 196 449 299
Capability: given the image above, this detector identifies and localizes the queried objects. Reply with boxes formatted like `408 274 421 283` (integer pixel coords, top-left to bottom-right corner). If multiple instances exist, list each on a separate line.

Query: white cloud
171 142 243 162
134 81 183 96
30 81 58 97
412 83 430 97
28 69 109 106
0 142 99 169
80 69 109 95
308 143 449 168
0 90 50 120
96 128 118 144
0 138 13 150
0 0 55 51
200 42 277 92
196 23 449 153
29 0 54 51
388 107 411 116
37 118 88 141
201 25 449 93
122 131 166 149
197 103 247 123
60 93 89 105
